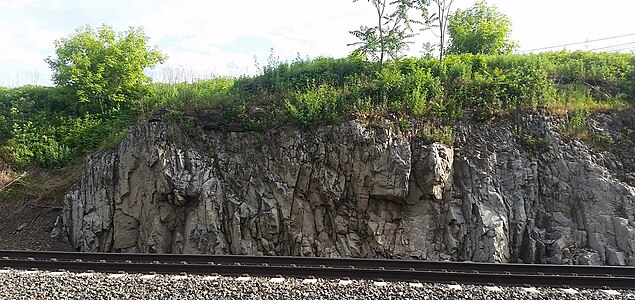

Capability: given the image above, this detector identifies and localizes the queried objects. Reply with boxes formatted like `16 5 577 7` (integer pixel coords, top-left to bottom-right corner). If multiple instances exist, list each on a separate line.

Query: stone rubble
0 269 631 300
62 112 635 265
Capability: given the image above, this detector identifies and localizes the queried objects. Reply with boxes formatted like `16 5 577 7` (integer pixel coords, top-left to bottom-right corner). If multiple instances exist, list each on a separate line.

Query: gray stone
607 250 627 266
61 113 635 265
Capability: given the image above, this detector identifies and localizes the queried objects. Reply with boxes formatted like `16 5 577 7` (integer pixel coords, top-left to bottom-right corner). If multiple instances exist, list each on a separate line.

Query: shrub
285 83 343 128
7 122 71 168
589 129 613 149
45 24 166 114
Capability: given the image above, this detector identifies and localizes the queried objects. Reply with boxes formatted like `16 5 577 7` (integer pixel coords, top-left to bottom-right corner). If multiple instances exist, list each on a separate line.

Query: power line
589 41 635 51
514 32 635 53
607 46 635 53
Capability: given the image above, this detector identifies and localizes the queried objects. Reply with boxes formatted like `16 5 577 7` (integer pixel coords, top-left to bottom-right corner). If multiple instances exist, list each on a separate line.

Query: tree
349 0 425 70
45 24 166 114
447 1 517 55
429 0 455 66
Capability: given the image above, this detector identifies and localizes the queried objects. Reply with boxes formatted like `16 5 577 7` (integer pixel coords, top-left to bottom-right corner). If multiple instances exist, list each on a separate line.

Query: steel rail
0 250 633 278
1 258 635 289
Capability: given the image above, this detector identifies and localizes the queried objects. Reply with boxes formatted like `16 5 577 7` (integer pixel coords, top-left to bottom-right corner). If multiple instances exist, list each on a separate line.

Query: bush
445 54 557 118
0 84 135 168
7 122 71 168
45 25 166 114
379 62 441 115
285 83 343 128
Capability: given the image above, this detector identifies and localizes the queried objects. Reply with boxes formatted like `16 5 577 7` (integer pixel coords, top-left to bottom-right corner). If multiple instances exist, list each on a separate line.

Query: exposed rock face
63 113 635 265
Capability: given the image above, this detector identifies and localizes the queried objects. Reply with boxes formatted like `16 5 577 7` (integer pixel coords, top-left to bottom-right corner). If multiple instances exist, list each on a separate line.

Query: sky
1 0 634 87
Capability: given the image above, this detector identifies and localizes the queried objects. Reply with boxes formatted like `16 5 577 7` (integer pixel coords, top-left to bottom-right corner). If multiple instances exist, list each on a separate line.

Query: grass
1 51 635 169
95 128 129 152
555 108 616 150
154 53 632 131
0 167 29 202
545 84 633 116
0 161 83 202
0 166 12 188
421 124 455 146
137 79 234 118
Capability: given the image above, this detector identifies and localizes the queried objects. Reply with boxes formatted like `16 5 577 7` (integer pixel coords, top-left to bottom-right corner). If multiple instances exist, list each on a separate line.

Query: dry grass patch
0 166 12 188
0 158 83 203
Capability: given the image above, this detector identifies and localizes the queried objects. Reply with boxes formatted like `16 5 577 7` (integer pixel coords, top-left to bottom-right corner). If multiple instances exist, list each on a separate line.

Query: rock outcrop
62 112 635 265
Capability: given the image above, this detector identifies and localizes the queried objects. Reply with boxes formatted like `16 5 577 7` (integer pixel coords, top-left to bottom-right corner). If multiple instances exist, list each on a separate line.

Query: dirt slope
0 166 77 251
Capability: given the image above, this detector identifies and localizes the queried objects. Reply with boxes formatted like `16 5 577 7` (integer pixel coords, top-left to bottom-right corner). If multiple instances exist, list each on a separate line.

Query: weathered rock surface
63 112 635 265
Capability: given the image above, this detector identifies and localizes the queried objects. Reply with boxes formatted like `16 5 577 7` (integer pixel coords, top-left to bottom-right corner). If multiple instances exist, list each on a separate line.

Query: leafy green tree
45 24 166 114
349 0 427 70
446 1 517 55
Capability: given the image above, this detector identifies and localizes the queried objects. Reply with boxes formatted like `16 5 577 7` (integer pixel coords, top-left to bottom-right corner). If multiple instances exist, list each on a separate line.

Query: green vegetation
0 25 163 170
513 126 550 153
0 85 132 168
557 109 591 140
349 0 431 69
2 51 634 169
139 79 234 114
1 7 634 175
45 24 166 114
556 109 615 149
422 124 455 145
447 1 517 55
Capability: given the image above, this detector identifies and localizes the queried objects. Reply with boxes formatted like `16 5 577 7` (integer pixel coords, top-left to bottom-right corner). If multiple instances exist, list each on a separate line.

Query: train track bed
1 251 634 299
0 268 632 300
2 251 635 288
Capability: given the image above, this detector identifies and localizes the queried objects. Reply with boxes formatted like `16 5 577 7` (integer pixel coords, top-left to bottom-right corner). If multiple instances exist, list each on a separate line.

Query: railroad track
1 250 634 289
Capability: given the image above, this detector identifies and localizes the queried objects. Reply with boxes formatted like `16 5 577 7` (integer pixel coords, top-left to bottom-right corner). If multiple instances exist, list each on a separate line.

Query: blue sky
1 0 634 86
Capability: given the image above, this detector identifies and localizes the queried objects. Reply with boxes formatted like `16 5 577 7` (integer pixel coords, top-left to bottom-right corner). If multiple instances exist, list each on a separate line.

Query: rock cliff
62 112 635 265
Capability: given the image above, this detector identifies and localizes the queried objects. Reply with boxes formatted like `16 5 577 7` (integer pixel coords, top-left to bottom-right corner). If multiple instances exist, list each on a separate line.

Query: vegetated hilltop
2 51 635 168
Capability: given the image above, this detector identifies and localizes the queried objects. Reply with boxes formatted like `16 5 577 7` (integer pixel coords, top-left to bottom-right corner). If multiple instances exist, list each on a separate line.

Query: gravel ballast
0 269 633 300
